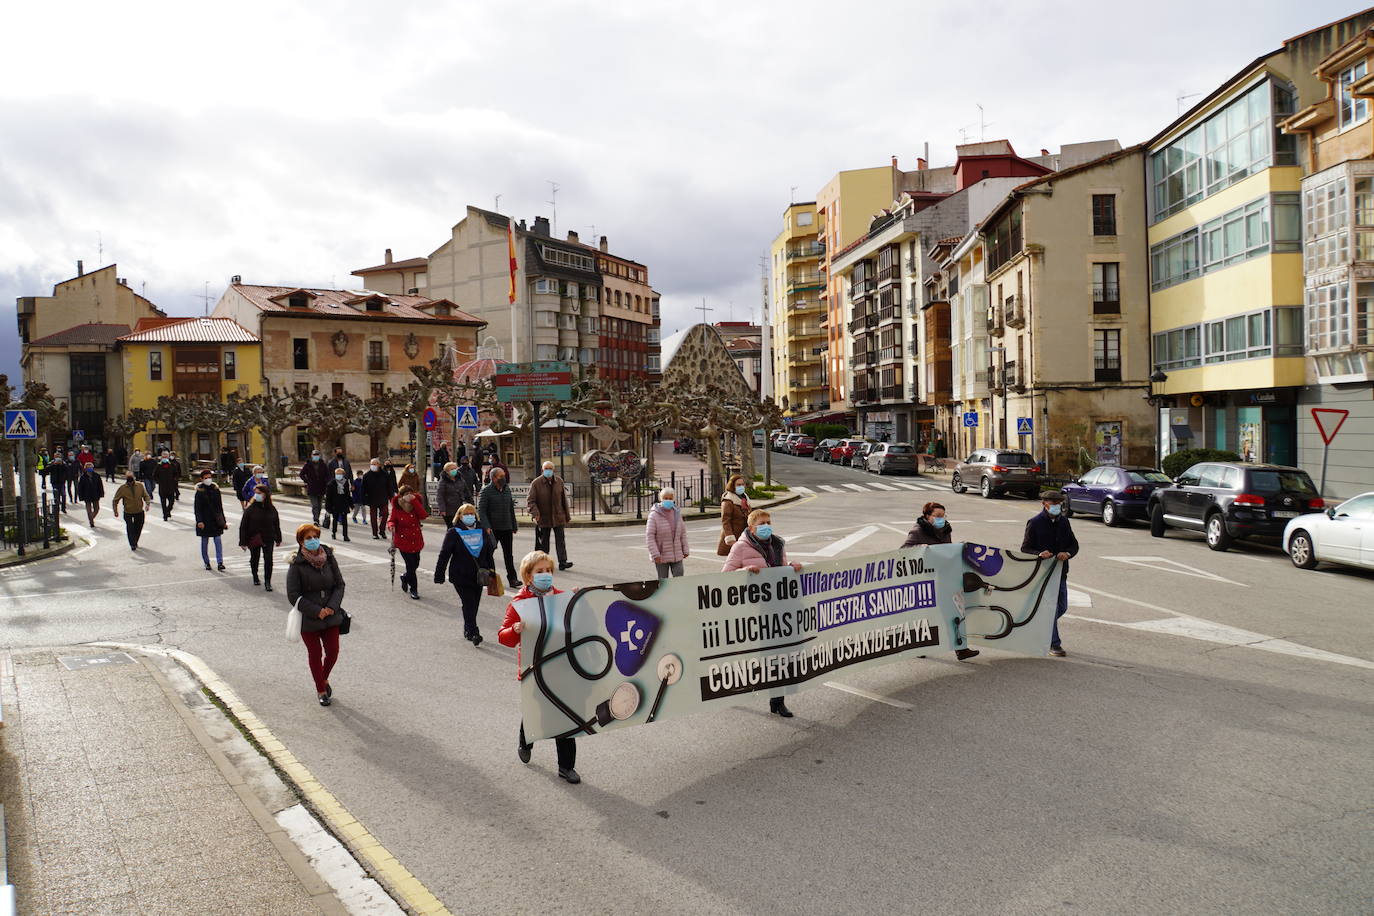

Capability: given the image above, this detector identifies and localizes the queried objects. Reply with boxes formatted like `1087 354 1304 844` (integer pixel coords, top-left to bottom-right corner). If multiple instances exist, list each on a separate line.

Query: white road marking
892 484 924 491
789 525 881 558
1101 555 1248 587
1067 588 1092 607
842 484 868 492
919 483 949 491
791 486 815 495
818 485 844 493
866 482 899 491
824 681 914 709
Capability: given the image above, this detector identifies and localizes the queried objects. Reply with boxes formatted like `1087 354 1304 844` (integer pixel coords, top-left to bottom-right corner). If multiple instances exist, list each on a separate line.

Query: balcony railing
853 388 878 405
849 351 875 369
880 384 904 401
1005 295 1025 329
787 243 825 260
1092 283 1121 315
878 345 903 362
987 305 1004 337
787 324 824 340
878 304 900 324
790 297 822 312
787 273 824 290
848 312 878 333
367 355 390 372
1093 359 1122 382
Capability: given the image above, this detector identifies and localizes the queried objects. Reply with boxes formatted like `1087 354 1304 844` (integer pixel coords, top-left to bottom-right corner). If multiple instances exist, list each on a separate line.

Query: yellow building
769 202 826 420
117 318 263 460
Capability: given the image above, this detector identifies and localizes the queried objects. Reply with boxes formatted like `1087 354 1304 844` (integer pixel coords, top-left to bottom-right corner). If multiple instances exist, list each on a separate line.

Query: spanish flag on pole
507 218 518 304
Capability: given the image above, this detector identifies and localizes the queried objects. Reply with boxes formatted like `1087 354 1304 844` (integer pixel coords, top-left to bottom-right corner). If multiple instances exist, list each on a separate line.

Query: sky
0 0 1362 389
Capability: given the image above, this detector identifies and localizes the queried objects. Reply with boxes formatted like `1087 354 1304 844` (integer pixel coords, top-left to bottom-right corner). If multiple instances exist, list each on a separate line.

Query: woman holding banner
722 509 803 718
899 502 979 661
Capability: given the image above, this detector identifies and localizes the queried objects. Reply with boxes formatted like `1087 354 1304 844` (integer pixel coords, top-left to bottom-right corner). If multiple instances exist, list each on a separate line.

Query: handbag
484 570 504 598
338 610 352 635
285 597 303 643
247 533 264 549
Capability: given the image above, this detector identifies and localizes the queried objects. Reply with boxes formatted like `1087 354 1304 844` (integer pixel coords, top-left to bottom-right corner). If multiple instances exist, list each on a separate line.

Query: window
1340 60 1369 128
796 211 814 226
223 350 236 380
1151 80 1274 220
533 278 557 294
1150 229 1200 290
1152 194 1292 291
1094 329 1121 382
332 382 345 398
149 350 163 381
288 294 309 309
538 245 594 272
1092 195 1116 235
364 297 383 312
1200 198 1269 270
413 271 427 289
367 340 386 371
1092 263 1120 314
371 382 384 399
1153 325 1201 370
986 206 1022 273
293 338 309 370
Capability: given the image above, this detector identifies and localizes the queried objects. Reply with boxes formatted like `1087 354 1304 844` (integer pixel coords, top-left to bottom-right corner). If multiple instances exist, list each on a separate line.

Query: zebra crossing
789 480 948 497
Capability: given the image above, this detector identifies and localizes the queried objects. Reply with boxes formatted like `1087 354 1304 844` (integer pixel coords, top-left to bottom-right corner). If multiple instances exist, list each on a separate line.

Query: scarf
457 524 485 558
301 546 328 569
917 517 951 541
745 529 785 568
333 476 348 494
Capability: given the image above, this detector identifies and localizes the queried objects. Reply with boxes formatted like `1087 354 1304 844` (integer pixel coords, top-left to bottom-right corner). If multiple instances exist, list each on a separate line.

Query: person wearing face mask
193 469 228 571
397 462 422 497
722 509 804 718
716 474 751 557
479 468 521 589
111 471 153 550
327 447 351 477
286 523 347 707
239 484 282 590
218 445 235 482
900 502 978 661
128 448 143 482
76 462 105 527
499 551 579 784
324 466 354 541
299 449 331 525
387 485 429 599
434 502 495 645
165 451 183 503
362 457 396 539
527 460 573 571
1021 490 1078 658
431 441 449 482
351 469 365 523
48 450 69 513
436 461 470 528
239 465 270 507
231 460 252 502
645 487 690 578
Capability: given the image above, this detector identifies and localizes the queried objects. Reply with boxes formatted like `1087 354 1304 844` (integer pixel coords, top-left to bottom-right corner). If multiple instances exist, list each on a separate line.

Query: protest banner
515 542 1062 741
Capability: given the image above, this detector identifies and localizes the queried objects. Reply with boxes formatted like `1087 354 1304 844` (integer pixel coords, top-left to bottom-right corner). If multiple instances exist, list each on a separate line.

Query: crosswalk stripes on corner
866 482 898 490
791 486 815 495
842 483 869 492
818 485 844 493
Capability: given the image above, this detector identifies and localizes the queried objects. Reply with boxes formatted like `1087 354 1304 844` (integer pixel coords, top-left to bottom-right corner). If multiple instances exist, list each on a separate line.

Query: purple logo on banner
963 543 1004 577
604 601 661 676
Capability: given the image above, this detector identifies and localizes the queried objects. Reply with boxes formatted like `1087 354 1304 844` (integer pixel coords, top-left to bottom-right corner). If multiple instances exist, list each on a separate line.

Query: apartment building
596 244 661 384
350 249 429 296
935 232 989 458
769 202 826 420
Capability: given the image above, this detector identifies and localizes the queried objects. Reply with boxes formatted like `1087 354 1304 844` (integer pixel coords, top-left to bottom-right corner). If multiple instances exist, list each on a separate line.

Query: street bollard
699 469 707 514
41 490 49 550
635 480 642 520
590 481 597 522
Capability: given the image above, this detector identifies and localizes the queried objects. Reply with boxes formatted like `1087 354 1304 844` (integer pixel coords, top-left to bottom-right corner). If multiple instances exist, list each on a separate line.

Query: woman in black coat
286 523 347 706
193 469 227 571
433 501 496 646
899 501 977 660
323 466 354 542
239 484 283 591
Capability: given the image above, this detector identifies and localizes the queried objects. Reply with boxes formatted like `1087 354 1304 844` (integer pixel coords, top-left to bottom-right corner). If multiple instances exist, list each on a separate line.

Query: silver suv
864 442 918 475
951 448 1044 499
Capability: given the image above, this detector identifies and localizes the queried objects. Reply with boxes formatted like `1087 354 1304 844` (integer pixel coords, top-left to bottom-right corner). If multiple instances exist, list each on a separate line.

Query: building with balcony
769 202 829 421
1145 11 1374 472
596 245 661 385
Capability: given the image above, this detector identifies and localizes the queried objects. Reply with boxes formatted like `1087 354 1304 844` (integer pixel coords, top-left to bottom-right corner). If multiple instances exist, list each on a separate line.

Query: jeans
1051 573 1069 648
249 545 273 583
453 583 482 636
492 529 518 582
370 502 389 538
142 479 154 500
400 550 421 591
534 526 568 565
519 723 575 770
123 512 145 548
200 536 223 566
654 561 684 579
52 484 66 512
309 494 323 524
301 627 340 694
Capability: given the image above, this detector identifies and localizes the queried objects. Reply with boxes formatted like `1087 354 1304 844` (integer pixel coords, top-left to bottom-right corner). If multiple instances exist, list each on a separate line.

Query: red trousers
301 627 340 693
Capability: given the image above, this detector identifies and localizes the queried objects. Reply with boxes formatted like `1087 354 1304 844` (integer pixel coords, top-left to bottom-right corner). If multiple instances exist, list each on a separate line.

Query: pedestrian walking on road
478 468 521 589
111 472 152 550
239 484 282 590
218 445 235 482
527 460 573 570
434 502 494 645
398 462 422 498
166 451 183 501
1021 490 1079 658
645 487 689 578
150 456 177 521
436 461 470 528
722 509 804 718
48 450 69 513
716 474 751 556
286 523 347 707
128 449 143 482
239 465 269 506
299 449 331 525
500 550 580 784
350 469 364 523
387 485 428 600
431 442 449 481
231 461 251 501
363 458 396 539
66 451 81 501
325 467 354 541
102 448 117 482
900 502 978 661
327 447 352 478
77 462 104 527
194 469 227 571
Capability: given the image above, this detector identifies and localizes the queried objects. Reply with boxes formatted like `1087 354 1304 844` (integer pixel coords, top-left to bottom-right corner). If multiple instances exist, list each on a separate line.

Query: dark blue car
1062 465 1173 527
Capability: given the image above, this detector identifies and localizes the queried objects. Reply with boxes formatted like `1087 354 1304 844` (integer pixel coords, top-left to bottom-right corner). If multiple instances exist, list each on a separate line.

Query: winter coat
102 452 117 473
151 461 178 496
299 459 332 497
436 473 471 520
193 483 227 537
238 501 282 548
901 517 953 547
76 471 105 503
722 531 788 572
286 547 346 633
498 585 564 679
397 469 422 495
351 475 365 505
432 446 450 468
239 474 270 504
717 492 751 556
128 454 143 476
324 475 354 515
231 465 251 494
478 481 518 533
111 482 152 515
48 460 67 484
1021 510 1079 573
386 495 428 553
434 523 496 591
218 450 236 473
527 474 571 528
362 468 396 506
327 456 352 476
645 504 690 564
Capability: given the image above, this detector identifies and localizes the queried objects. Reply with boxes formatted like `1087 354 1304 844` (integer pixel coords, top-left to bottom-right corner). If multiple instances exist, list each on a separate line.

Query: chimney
532 216 551 237
599 236 609 253
1040 149 1049 156
231 274 242 285
384 248 393 265
917 158 927 171
567 230 579 243
77 260 84 277
891 155 899 169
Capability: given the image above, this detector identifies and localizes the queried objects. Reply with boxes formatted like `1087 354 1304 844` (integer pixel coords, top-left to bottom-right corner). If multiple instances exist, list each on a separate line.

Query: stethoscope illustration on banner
517 582 683 741
956 544 1061 640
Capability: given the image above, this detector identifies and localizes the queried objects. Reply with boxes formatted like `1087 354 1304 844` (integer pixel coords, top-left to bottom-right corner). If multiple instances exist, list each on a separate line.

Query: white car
1282 492 1374 570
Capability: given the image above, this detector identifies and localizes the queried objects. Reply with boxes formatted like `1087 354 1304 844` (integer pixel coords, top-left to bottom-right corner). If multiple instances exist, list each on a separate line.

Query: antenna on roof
98 231 103 265
790 185 798 203
546 180 560 236
201 281 211 317
976 104 994 141
494 193 501 212
1177 89 1205 114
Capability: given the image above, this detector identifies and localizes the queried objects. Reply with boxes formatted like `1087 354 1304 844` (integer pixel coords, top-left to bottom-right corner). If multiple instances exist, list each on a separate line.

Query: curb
0 539 75 569
93 643 450 916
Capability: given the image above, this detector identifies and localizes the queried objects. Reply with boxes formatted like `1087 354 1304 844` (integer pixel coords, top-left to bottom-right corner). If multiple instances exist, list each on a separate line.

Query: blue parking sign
962 412 978 428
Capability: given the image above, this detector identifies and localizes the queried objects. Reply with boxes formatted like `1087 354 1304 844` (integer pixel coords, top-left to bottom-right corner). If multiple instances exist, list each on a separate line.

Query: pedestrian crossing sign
1017 417 1033 435
455 405 480 430
3 409 37 440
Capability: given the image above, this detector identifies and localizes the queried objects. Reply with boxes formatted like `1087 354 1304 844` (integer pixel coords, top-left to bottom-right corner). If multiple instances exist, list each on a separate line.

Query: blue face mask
1047 504 1062 517
755 524 773 540
661 499 675 510
532 572 554 592
735 485 746 495
460 514 476 527
303 537 321 551
543 468 553 478
931 516 946 528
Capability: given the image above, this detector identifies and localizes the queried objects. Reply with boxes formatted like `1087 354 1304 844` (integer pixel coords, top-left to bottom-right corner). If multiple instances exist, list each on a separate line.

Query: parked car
783 433 806 454
950 448 1044 499
752 429 765 447
829 438 866 466
1061 465 1173 526
814 438 840 461
772 432 791 452
1148 462 1325 552
792 436 817 457
1283 492 1374 570
853 441 882 468
864 442 918 475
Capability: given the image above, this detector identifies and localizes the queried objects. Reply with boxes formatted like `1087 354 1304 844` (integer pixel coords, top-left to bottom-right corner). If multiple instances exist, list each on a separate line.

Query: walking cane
388 535 397 590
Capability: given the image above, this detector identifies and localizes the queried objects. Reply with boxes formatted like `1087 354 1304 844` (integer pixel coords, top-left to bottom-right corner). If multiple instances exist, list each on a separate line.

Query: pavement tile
41 868 136 905
50 892 143 916
133 875 239 916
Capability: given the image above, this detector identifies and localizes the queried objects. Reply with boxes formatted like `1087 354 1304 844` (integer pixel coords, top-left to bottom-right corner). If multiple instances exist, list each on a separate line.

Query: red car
830 438 867 466
791 436 817 457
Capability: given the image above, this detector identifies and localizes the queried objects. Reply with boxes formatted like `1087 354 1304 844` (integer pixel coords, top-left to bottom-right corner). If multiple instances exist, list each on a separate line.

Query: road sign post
1311 408 1350 497
1016 417 1033 435
963 412 978 428
454 406 480 430
5 409 37 557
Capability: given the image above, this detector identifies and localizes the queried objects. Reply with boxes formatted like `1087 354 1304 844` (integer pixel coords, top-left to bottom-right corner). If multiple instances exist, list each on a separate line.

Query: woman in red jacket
497 550 579 784
386 485 429 600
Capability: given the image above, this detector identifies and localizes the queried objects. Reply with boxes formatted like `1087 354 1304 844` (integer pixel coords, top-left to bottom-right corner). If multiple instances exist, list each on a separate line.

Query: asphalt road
3 455 1371 915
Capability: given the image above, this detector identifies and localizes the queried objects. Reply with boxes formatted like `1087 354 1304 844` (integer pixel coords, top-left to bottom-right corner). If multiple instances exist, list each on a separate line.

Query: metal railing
552 470 726 522
0 500 64 553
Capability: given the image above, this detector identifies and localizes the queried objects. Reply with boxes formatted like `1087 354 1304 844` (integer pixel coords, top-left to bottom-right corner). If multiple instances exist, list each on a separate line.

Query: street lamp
989 346 1007 449
1147 366 1169 467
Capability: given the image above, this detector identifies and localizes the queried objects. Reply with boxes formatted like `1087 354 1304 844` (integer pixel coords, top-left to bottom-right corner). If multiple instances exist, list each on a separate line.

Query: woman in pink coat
644 487 690 578
721 508 803 718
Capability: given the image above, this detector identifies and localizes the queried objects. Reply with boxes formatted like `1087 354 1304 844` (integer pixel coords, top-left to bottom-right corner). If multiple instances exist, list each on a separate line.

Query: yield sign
1101 556 1248 587
1311 408 1349 446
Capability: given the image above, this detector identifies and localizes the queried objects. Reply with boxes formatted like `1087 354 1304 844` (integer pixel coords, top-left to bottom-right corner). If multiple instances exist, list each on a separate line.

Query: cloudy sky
0 0 1357 387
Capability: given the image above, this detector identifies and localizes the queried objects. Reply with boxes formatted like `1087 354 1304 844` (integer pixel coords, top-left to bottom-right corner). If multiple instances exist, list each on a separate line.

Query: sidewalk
0 647 353 915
